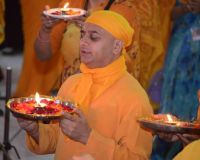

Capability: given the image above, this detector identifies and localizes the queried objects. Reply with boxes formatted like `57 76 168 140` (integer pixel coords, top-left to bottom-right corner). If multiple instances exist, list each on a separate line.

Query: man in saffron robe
16 10 153 160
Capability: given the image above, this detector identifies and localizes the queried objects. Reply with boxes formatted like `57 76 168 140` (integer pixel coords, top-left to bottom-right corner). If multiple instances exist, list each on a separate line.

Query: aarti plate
138 117 200 135
7 96 76 123
43 8 86 20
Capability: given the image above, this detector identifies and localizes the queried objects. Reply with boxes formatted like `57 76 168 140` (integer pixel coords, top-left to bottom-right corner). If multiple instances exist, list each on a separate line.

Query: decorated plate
43 8 86 20
7 96 76 123
138 116 200 135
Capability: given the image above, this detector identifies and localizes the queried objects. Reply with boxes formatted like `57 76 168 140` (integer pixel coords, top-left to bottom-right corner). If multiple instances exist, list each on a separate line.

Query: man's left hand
176 133 200 147
60 108 91 144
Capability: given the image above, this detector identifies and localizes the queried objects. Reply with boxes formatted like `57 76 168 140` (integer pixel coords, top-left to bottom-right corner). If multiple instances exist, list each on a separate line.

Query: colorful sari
152 0 200 159
148 0 175 110
129 0 164 89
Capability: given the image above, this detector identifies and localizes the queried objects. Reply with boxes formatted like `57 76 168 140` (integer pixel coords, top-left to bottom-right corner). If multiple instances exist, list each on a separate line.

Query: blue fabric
151 1 200 159
148 69 163 104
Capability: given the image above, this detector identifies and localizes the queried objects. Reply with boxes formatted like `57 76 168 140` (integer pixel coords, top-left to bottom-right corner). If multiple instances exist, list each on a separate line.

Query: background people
14 0 141 97
152 0 200 159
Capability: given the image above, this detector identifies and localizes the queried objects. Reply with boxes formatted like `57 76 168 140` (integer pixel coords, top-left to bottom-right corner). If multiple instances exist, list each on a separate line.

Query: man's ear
113 40 124 56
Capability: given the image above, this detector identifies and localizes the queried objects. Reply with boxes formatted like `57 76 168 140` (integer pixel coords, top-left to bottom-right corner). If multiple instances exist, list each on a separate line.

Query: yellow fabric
0 0 4 44
135 0 163 89
150 0 175 110
26 56 153 160
110 1 141 79
174 140 200 160
75 56 126 114
86 10 134 47
122 0 170 89
60 22 81 82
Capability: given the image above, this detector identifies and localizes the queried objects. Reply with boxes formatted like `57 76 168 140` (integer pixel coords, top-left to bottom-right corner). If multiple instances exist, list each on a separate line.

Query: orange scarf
74 56 126 114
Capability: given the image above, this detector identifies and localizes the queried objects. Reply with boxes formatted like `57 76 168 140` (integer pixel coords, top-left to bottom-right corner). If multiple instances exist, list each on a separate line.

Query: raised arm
34 5 62 61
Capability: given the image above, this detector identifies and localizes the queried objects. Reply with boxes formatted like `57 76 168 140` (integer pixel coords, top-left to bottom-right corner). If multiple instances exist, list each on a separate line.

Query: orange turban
85 10 134 47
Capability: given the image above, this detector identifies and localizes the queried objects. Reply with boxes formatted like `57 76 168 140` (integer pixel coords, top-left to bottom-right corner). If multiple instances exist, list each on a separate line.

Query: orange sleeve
26 122 60 154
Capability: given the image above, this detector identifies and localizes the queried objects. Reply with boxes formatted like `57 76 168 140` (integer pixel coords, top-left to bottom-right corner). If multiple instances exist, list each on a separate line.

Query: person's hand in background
16 117 39 143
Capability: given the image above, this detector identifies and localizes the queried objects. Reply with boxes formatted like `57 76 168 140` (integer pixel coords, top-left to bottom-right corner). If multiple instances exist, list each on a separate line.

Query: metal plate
7 96 76 123
138 118 200 134
43 8 86 20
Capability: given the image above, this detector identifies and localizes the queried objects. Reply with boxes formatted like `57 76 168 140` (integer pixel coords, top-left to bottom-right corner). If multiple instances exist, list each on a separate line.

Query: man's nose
80 37 89 46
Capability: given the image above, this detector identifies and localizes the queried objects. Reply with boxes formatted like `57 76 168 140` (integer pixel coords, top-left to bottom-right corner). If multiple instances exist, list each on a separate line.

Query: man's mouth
80 49 91 55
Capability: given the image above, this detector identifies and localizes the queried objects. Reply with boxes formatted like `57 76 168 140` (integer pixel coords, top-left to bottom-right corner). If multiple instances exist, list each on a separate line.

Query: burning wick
63 2 69 9
166 114 177 125
60 2 69 14
35 92 46 108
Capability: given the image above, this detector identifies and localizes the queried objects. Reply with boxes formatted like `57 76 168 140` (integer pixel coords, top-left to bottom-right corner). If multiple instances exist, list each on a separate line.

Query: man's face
80 23 118 68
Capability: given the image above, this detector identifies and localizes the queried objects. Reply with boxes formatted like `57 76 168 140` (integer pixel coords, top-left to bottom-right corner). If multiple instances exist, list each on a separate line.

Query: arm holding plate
34 5 65 61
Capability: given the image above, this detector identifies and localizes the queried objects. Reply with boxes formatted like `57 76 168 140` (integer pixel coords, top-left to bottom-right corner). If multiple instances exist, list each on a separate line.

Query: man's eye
90 35 99 41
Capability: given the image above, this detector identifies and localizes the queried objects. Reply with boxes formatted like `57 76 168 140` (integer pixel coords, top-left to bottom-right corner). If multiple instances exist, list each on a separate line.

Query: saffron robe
26 57 153 160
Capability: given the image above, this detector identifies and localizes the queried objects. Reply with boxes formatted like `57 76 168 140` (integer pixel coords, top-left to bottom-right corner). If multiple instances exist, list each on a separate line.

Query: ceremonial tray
138 116 200 135
7 96 76 123
43 8 86 20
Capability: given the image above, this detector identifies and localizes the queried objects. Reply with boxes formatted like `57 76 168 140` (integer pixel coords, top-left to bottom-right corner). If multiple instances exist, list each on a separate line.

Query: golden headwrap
85 10 134 47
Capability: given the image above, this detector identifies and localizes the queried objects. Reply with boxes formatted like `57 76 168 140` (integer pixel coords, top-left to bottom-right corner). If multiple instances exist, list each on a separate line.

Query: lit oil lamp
35 92 47 108
165 114 177 125
60 2 69 15
7 92 76 122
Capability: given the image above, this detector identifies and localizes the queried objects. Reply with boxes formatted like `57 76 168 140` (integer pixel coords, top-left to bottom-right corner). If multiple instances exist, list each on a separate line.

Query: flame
35 92 40 104
35 92 46 107
166 114 173 122
63 2 69 9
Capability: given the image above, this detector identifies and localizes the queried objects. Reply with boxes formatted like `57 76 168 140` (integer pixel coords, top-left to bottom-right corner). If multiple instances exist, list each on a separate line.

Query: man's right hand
16 117 39 143
41 5 61 32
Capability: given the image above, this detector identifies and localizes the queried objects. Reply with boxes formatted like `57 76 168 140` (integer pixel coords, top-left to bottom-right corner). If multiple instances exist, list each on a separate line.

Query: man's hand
156 132 179 142
16 117 39 143
41 5 62 32
60 109 91 144
156 132 200 147
176 133 200 147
